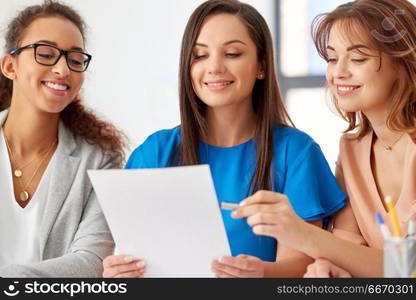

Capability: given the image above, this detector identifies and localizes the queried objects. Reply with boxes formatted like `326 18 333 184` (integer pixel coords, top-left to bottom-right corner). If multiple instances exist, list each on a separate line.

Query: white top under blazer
0 129 54 267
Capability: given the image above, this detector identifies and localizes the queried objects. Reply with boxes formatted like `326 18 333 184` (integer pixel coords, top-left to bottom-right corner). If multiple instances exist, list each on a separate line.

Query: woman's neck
205 103 256 147
3 103 59 156
364 108 403 146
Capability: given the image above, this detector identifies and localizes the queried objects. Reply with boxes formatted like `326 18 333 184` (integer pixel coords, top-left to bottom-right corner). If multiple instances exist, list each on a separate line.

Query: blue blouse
126 125 346 261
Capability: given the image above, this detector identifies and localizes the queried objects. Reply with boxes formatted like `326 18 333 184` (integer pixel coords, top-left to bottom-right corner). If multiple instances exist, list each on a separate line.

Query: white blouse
0 129 54 267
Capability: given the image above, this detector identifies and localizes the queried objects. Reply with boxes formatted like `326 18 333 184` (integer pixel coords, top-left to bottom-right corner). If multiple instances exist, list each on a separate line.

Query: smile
205 81 234 87
336 84 361 96
42 81 70 91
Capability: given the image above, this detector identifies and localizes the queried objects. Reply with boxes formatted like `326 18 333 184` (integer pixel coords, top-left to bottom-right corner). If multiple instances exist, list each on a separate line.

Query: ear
1 54 17 80
256 60 265 80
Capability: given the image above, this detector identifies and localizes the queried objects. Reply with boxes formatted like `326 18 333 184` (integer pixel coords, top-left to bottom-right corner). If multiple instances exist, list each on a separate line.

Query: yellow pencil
385 196 402 237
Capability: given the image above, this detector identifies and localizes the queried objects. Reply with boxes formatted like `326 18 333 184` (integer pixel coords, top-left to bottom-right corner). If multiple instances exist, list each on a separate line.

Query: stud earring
257 73 265 79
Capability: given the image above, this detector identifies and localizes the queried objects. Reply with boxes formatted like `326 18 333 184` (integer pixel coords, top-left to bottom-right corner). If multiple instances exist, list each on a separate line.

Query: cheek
15 60 39 82
71 74 85 95
235 64 258 86
325 65 334 83
190 64 201 86
245 61 260 78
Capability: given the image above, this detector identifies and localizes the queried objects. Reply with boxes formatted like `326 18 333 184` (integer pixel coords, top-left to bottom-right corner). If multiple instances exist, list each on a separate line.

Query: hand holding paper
88 165 230 277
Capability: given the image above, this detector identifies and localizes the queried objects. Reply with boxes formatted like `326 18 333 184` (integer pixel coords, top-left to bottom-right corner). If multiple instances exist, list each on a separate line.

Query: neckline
0 128 55 210
200 138 253 150
366 130 410 214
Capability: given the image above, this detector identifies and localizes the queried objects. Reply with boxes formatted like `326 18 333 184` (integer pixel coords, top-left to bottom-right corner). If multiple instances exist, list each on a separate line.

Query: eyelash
327 58 368 64
351 59 367 63
193 53 242 60
193 54 207 60
225 53 241 58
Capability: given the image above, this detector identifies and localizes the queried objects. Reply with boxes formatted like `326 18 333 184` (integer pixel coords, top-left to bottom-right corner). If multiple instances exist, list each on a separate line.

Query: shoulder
59 123 118 169
142 126 181 147
73 134 117 169
127 126 181 168
272 125 318 163
339 131 370 157
273 125 315 149
339 132 360 146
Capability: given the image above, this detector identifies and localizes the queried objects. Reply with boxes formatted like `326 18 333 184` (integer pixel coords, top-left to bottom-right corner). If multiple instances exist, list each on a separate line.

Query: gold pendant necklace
378 133 404 151
4 135 57 202
4 136 40 178
20 191 30 202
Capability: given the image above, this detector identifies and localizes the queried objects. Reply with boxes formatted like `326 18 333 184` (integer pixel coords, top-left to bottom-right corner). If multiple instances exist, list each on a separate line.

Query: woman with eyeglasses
232 0 416 277
102 0 346 278
0 0 125 277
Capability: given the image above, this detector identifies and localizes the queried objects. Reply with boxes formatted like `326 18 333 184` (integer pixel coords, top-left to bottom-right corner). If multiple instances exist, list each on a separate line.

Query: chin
40 101 72 114
201 96 241 108
335 99 361 114
339 105 361 113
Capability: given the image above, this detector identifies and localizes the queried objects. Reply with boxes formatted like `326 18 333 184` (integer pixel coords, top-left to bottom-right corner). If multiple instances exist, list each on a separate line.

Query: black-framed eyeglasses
9 43 92 72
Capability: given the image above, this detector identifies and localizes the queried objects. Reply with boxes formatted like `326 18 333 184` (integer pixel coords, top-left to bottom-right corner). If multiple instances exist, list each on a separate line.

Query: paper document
88 165 230 277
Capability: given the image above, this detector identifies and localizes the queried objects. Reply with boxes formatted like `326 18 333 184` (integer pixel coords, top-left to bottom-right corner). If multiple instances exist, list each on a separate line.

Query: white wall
0 0 275 151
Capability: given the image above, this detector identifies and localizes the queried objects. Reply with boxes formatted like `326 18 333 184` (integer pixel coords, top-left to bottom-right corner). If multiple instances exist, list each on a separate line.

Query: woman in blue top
103 0 346 278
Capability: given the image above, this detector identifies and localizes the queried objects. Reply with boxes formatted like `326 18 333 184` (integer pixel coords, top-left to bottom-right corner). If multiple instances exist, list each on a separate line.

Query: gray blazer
0 110 115 277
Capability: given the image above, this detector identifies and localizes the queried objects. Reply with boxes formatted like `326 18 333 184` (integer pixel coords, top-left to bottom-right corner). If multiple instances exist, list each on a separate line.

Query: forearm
0 252 104 278
301 223 383 277
263 256 314 278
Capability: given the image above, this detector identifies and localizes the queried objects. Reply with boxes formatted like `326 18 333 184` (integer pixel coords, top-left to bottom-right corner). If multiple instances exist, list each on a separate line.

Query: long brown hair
178 0 293 193
0 0 127 167
312 0 416 139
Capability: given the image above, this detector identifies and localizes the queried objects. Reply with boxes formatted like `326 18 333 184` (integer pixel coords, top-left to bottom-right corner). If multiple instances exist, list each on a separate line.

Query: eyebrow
195 39 247 47
327 44 370 52
36 40 85 52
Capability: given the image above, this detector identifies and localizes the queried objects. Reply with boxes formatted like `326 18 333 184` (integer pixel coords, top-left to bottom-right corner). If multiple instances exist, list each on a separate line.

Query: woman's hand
303 258 352 278
231 190 310 250
102 255 146 278
211 255 264 278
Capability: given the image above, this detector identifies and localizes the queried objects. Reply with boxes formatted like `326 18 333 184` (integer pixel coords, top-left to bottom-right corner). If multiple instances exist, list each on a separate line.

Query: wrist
298 222 320 256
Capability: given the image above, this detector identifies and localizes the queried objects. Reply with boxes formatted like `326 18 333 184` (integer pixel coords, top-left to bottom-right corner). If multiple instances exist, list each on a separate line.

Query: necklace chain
4 135 47 176
4 134 57 202
377 133 404 151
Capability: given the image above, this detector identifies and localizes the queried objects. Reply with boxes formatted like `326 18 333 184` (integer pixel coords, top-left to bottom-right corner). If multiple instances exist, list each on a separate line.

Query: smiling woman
236 0 416 278
0 0 126 277
190 14 261 114
101 0 346 279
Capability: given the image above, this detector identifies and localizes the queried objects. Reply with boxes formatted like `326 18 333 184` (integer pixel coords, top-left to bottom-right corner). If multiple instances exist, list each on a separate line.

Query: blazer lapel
39 121 80 256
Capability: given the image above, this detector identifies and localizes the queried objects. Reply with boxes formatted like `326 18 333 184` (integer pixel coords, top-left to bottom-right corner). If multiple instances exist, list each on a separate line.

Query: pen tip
384 195 392 204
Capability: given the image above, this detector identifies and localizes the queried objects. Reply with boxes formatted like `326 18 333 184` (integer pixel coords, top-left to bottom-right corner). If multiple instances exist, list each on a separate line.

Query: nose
207 54 225 75
51 55 70 77
332 58 351 79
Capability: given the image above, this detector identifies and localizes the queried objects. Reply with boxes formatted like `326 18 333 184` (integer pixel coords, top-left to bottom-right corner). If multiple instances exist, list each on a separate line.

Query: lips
335 84 361 96
203 80 234 92
41 80 70 91
204 80 234 87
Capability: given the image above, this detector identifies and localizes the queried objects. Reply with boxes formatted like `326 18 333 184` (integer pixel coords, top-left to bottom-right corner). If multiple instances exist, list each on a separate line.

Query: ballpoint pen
220 202 240 210
376 212 391 240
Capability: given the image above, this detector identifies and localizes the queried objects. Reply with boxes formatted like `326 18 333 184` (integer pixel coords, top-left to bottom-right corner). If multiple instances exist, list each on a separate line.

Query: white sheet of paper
88 165 231 277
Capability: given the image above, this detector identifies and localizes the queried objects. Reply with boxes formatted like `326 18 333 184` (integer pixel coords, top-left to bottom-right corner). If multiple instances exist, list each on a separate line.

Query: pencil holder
384 236 416 278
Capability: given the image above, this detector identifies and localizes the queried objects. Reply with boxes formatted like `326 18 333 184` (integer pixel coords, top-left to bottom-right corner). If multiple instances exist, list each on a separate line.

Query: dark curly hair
0 0 127 167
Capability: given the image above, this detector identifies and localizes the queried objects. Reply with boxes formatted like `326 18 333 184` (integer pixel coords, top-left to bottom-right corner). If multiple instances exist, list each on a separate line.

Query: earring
257 73 265 79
